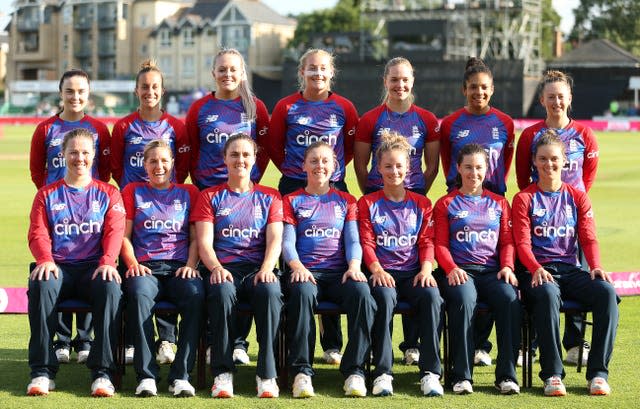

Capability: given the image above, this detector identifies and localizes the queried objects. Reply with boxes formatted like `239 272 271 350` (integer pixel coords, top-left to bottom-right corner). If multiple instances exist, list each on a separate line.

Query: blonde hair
381 57 415 105
537 70 573 98
297 48 336 91
375 130 412 165
62 128 94 152
136 59 164 88
213 48 257 121
143 139 173 162
533 128 566 158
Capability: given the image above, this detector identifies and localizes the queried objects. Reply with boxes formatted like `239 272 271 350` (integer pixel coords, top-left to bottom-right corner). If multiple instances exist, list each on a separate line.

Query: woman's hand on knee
531 267 554 287
290 267 316 284
175 265 201 280
590 267 612 283
30 261 58 281
209 265 232 284
497 266 518 286
125 262 151 278
447 267 468 286
92 265 122 284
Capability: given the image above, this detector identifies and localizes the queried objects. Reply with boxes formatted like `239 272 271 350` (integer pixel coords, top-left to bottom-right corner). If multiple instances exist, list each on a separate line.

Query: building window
140 44 148 55
160 29 171 47
183 56 194 78
183 27 194 47
140 14 148 28
63 34 68 50
160 56 172 75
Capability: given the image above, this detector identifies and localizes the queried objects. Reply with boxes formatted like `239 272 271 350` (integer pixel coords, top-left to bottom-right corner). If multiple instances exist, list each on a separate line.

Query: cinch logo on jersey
376 230 417 247
130 152 145 168
205 128 231 144
533 222 575 238
143 217 183 232
221 224 259 239
52 152 66 169
484 146 500 162
586 150 599 158
178 144 190 153
304 225 341 238
455 226 497 243
296 130 337 146
54 218 101 235
563 159 579 172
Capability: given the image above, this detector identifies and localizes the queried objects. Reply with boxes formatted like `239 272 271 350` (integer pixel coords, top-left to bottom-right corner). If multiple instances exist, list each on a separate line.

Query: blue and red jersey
29 114 111 188
191 183 283 265
111 111 189 189
283 188 358 271
28 179 125 268
356 104 440 191
516 120 599 192
122 182 200 263
434 189 514 274
512 182 601 273
268 92 358 182
440 107 515 195
358 190 434 273
186 93 270 188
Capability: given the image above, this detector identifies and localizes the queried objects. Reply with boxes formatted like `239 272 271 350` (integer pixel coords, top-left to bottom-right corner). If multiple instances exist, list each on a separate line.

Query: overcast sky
0 0 579 34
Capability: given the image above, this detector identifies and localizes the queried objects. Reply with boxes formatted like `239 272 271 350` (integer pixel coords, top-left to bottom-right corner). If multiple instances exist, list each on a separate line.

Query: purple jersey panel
281 99 348 182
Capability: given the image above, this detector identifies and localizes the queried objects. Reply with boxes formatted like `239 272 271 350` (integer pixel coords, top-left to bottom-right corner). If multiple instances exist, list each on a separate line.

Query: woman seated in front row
120 139 204 397
434 143 521 395
512 130 619 397
27 128 125 397
358 131 443 397
283 141 376 398
192 133 284 399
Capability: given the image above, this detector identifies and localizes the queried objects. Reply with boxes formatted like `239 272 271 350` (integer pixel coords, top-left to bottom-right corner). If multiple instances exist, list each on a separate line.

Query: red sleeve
99 184 126 267
185 184 200 222
266 97 291 170
573 187 601 269
357 195 379 267
416 107 441 143
416 195 435 264
29 120 51 189
511 189 541 273
190 189 216 223
344 193 358 221
28 188 54 264
110 117 128 187
282 193 296 225
515 125 536 191
499 112 515 183
167 116 190 183
581 125 599 192
354 107 379 144
496 195 515 270
266 189 284 224
439 115 454 179
88 117 112 183
433 195 457 274
121 183 136 220
339 96 359 165
255 98 271 180
185 98 204 181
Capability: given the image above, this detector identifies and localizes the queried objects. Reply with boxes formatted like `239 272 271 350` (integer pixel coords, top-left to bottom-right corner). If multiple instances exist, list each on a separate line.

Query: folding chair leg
576 311 589 373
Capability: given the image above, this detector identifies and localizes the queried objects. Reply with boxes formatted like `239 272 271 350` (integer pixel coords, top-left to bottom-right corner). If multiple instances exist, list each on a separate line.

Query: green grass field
0 124 638 407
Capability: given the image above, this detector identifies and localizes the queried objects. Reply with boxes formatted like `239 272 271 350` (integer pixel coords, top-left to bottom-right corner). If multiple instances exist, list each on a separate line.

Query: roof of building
231 0 294 26
549 39 640 69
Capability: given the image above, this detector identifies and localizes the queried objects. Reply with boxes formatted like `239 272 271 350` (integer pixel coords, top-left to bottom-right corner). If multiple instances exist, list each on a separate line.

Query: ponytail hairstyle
463 57 493 88
381 56 415 105
533 128 566 159
213 48 257 121
454 143 488 189
375 130 412 168
537 69 573 113
136 59 164 89
223 132 258 157
58 68 91 115
297 48 336 91
143 139 174 162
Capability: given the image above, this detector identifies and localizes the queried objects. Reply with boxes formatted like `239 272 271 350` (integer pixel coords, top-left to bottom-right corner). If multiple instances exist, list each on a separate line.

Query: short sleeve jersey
356 104 440 191
191 184 283 265
283 188 357 270
186 93 269 187
122 182 200 263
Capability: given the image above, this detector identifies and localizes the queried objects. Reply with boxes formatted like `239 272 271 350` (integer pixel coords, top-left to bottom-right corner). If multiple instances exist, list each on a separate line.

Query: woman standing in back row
29 68 111 366
439 57 515 366
354 56 440 366
268 48 359 364
516 70 600 366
